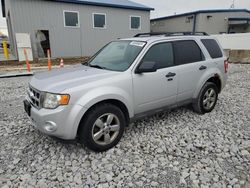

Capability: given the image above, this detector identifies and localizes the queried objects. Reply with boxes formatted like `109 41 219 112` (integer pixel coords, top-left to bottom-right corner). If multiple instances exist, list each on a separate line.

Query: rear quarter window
173 40 204 65
201 39 223 59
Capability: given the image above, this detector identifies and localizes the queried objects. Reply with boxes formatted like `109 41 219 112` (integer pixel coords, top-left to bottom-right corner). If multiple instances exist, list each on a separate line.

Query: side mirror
135 61 157 74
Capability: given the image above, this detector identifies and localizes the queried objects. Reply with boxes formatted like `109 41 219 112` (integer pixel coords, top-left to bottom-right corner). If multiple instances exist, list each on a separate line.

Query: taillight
224 58 229 73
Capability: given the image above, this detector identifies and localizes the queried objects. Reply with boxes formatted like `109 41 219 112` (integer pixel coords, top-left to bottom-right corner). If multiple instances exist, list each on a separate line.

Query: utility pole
230 0 235 9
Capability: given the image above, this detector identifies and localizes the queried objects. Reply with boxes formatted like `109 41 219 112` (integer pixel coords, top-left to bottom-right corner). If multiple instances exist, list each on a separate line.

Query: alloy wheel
92 113 120 146
203 88 216 110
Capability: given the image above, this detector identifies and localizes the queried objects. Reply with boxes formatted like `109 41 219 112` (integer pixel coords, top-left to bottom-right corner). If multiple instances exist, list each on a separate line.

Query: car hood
30 65 119 93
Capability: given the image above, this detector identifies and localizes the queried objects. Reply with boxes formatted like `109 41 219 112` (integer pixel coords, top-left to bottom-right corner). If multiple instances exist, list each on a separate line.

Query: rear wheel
78 103 125 152
193 82 218 114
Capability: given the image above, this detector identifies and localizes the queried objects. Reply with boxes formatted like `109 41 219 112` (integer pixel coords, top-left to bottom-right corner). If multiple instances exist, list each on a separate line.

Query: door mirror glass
135 61 157 74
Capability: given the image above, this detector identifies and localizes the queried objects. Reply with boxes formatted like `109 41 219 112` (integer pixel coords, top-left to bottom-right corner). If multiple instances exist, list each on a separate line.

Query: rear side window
142 43 174 69
173 40 204 65
201 39 223 59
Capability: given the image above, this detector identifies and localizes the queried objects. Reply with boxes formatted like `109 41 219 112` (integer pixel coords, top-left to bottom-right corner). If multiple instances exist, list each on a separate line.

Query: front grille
28 86 42 109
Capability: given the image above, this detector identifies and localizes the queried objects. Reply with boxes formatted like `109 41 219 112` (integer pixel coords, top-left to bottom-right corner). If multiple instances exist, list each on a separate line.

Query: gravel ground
0 64 250 188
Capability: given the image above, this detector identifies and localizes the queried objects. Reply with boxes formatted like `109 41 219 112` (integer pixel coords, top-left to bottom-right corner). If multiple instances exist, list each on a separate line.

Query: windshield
89 41 146 71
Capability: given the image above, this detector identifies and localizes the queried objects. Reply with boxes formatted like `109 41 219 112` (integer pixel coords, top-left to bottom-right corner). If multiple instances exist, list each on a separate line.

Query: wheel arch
193 72 222 99
77 99 131 136
70 86 134 139
206 74 222 93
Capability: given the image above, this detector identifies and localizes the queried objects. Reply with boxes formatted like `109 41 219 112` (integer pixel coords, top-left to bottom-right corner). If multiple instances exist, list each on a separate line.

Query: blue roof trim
1 0 153 17
151 9 250 21
47 0 154 11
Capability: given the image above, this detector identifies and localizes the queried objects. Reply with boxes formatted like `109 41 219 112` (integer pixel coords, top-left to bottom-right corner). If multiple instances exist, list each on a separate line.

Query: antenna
230 0 235 9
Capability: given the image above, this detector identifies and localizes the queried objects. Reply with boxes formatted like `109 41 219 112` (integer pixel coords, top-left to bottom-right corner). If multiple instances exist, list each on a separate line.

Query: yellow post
3 40 9 60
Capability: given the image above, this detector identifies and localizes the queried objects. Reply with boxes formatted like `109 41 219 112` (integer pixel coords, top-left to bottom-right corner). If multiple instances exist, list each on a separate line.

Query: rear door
132 42 178 114
173 40 208 102
201 38 228 90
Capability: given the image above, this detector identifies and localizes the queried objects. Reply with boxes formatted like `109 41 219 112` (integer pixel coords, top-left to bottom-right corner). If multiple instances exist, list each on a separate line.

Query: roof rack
134 32 209 37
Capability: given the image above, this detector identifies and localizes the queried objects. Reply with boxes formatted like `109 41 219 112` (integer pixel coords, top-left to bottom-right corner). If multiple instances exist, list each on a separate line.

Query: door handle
166 72 176 78
199 65 207 70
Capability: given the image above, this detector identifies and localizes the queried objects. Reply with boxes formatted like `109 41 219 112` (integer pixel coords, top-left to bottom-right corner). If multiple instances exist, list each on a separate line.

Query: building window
185 16 194 23
93 13 106 29
64 11 80 28
130 16 141 30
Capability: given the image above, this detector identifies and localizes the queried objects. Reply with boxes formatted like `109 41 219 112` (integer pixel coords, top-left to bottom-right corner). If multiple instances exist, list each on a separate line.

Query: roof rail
134 32 168 37
134 32 209 37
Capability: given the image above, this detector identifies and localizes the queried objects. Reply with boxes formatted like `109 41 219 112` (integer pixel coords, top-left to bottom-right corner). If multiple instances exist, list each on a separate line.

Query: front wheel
78 103 125 152
193 82 218 114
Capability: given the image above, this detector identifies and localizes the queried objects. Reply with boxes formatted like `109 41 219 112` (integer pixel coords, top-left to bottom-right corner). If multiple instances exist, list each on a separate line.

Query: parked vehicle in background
24 32 228 152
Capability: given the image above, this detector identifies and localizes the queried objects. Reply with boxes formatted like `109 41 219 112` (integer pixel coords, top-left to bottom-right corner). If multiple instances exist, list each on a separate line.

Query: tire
78 103 126 152
193 82 219 114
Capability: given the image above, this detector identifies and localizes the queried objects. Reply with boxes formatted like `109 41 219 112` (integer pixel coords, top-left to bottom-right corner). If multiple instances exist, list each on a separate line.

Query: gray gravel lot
0 64 250 188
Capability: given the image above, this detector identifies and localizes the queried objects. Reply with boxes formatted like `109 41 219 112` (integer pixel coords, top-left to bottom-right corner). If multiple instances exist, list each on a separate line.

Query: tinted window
142 43 174 69
64 11 79 27
173 40 204 65
201 39 223 58
93 14 106 28
131 16 141 29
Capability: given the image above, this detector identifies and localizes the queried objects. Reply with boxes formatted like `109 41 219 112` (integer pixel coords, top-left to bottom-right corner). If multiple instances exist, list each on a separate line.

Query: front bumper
24 98 87 140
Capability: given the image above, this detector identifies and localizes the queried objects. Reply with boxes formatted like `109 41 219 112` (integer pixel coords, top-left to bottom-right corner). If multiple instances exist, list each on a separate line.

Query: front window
142 42 174 69
64 11 80 27
93 13 106 29
130 16 141 30
89 41 146 71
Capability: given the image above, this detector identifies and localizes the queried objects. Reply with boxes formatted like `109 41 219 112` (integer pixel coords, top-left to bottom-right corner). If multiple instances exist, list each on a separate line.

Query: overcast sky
0 0 250 28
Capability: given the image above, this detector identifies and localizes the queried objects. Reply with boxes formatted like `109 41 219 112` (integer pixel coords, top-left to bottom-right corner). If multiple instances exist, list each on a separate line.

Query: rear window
173 40 204 65
201 39 223 59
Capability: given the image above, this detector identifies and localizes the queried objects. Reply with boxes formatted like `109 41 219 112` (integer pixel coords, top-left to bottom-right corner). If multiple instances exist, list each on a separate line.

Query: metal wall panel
196 12 250 34
151 11 250 35
9 0 150 58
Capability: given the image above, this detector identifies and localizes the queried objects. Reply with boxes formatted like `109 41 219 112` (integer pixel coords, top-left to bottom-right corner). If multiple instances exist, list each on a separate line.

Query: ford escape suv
24 32 228 152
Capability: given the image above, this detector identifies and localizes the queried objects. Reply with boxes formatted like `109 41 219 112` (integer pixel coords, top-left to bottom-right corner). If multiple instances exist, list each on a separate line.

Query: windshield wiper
89 64 106 70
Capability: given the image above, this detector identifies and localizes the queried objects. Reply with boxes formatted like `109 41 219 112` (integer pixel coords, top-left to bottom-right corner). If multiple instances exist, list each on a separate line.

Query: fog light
44 121 57 132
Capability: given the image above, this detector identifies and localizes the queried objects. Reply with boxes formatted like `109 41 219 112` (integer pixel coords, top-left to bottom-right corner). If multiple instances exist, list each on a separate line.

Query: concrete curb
0 65 73 78
0 65 67 72
0 72 34 78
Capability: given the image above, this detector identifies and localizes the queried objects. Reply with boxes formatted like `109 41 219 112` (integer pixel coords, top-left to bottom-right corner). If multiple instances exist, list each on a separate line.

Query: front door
133 42 178 114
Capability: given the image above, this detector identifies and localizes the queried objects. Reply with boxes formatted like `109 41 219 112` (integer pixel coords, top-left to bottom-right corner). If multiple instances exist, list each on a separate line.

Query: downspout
227 25 231 34
227 18 230 33
192 13 197 34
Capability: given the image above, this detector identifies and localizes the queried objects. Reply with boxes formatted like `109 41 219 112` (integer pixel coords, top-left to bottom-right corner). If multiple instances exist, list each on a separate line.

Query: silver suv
24 33 228 152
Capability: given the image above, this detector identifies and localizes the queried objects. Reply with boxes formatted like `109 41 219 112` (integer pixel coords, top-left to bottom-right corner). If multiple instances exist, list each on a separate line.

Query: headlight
43 93 70 109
